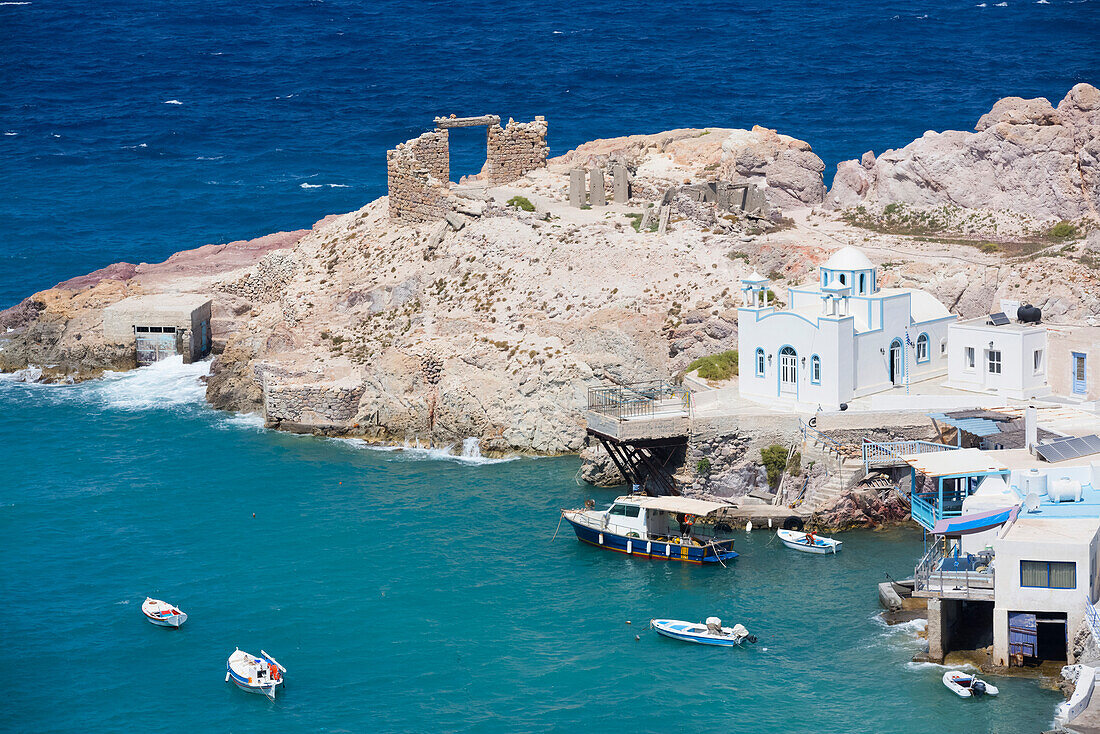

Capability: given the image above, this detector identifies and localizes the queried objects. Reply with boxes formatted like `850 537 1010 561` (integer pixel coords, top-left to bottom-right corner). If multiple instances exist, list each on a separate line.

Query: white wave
976 3 987 5
4 131 17 136
1036 0 1049 3
332 436 516 465
52 133 60 138
995 1 1007 5
164 99 183 105
93 357 210 411
300 182 322 189
326 183 349 188
220 411 265 430
196 155 224 161
0 2 32 5
115 599 130 605
906 660 977 672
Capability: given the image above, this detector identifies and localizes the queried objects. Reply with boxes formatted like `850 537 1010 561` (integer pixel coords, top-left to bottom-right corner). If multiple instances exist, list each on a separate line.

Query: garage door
135 327 177 365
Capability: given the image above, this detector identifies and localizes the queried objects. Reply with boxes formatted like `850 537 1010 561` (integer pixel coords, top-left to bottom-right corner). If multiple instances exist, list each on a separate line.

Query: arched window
859 273 866 294
755 348 765 376
916 333 930 363
811 355 821 384
839 273 847 285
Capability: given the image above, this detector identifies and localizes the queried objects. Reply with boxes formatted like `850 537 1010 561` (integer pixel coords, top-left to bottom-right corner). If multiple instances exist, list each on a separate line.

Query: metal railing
914 542 995 600
587 380 690 421
798 418 851 458
1085 596 1100 643
862 439 957 471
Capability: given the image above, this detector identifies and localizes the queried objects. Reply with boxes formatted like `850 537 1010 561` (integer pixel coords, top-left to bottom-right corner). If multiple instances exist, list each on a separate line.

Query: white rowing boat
141 597 187 628
777 528 842 554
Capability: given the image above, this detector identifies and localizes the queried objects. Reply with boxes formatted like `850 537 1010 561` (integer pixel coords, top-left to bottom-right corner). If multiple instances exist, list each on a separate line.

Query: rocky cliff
827 84 1100 222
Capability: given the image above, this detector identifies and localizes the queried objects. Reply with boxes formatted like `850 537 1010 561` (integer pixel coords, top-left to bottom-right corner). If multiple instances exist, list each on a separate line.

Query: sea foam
332 436 516 465
93 356 210 411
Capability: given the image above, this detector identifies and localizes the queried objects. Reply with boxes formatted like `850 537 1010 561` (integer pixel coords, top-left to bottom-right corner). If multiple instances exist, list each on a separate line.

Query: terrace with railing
586 380 692 441
862 438 957 471
913 541 996 601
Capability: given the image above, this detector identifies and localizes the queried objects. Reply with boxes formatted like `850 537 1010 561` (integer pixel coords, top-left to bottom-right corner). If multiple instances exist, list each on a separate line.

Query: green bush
686 350 739 381
696 458 712 475
1050 221 1078 240
787 451 802 477
761 444 789 488
506 195 535 212
979 242 1000 253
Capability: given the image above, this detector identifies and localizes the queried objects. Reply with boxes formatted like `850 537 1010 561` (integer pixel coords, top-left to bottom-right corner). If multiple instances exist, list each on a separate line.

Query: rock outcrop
810 488 911 532
827 84 1100 221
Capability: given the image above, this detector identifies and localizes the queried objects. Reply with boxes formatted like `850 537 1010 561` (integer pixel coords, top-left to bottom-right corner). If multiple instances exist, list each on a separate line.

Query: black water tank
1017 304 1042 324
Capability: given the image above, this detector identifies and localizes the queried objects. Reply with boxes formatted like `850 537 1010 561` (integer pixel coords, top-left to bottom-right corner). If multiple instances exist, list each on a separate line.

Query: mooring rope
550 510 566 542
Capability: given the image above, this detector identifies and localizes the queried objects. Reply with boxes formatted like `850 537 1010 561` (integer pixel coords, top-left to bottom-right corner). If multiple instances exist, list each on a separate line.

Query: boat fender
782 516 805 531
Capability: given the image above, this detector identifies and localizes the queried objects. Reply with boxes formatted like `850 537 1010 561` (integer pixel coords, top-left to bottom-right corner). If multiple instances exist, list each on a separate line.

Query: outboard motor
971 680 986 696
746 634 758 644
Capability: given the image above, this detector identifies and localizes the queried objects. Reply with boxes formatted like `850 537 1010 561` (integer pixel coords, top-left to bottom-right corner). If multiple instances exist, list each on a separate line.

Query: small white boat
226 648 286 700
943 670 999 698
651 617 758 647
141 597 187 628
777 528 842 554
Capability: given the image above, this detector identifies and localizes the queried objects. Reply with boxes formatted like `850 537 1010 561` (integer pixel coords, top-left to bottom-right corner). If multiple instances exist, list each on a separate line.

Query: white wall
947 322 1049 399
991 520 1099 665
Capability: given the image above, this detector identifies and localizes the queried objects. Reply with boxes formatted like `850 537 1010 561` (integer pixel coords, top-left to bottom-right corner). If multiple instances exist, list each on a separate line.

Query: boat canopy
929 505 1020 536
615 495 729 516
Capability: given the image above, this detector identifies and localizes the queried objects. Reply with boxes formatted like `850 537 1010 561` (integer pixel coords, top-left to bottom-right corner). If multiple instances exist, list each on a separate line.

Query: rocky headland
2 86 1098 506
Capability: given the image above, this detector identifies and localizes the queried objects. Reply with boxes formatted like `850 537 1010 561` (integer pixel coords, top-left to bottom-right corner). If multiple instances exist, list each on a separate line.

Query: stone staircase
796 432 867 511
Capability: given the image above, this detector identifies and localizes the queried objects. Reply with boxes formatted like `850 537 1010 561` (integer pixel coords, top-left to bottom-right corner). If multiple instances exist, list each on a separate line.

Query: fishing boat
777 528 842 554
226 648 286 700
141 597 187 628
943 670 998 698
561 494 738 564
651 617 757 647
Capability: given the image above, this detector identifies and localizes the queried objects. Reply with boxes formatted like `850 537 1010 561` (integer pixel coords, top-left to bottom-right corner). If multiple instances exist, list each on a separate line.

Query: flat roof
1002 516 1100 543
617 495 729 516
104 293 211 313
904 448 1010 477
952 315 1044 333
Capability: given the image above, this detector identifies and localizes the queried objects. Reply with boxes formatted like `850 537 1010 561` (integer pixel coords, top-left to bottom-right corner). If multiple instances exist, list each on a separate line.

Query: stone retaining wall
264 380 366 428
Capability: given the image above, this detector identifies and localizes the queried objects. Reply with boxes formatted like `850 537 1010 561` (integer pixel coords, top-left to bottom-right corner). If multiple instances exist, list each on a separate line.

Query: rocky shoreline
2 85 1098 515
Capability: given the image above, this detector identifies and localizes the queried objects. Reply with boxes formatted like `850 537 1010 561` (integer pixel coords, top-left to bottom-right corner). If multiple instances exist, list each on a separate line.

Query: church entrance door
889 339 904 385
779 346 797 395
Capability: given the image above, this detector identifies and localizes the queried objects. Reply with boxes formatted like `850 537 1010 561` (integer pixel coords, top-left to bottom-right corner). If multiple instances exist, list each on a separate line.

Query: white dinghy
141 597 187 628
651 617 758 647
226 648 286 700
777 528 842 554
943 670 998 698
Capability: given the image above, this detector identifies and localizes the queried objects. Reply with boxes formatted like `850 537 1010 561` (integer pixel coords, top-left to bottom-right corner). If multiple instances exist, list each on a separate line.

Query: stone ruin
386 114 548 222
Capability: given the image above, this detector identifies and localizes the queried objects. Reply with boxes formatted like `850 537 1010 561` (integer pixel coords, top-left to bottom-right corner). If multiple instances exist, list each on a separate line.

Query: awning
620 495 730 516
903 448 1010 477
928 412 1003 438
930 505 1020 536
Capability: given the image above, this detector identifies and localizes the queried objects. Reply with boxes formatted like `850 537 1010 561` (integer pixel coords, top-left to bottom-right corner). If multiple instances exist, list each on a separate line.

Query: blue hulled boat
562 494 738 564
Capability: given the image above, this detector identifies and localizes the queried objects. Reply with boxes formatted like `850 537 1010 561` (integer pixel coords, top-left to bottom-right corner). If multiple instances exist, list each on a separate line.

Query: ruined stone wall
486 116 548 185
264 380 366 428
387 130 450 222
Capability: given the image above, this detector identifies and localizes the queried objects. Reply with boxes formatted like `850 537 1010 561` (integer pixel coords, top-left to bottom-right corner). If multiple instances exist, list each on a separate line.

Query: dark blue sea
2 2 1096 731
2 0 1098 308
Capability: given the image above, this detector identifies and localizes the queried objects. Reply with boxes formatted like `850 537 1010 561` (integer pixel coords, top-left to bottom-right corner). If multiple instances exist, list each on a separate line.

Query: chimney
1025 405 1038 454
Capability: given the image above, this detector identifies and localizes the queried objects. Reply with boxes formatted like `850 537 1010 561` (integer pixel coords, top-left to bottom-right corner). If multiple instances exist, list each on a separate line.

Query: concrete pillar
992 606 1009 666
589 168 606 206
927 597 946 662
569 168 586 207
612 165 630 203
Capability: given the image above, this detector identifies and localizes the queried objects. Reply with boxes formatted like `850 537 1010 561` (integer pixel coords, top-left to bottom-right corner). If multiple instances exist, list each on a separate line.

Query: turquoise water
2 360 1061 732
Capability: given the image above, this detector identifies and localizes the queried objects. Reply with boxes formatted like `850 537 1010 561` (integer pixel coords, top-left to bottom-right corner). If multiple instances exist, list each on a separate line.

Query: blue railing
863 439 957 471
1086 596 1100 643
911 494 938 530
799 419 851 458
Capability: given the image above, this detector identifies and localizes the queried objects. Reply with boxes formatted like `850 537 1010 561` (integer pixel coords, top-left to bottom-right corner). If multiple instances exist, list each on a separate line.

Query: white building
737 247 956 410
946 316 1050 400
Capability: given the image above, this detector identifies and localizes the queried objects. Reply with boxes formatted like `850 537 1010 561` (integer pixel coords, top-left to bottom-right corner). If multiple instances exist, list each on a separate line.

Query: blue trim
889 338 905 383
916 332 930 363
810 354 821 384
777 344 798 400
755 347 765 377
1020 560 1076 589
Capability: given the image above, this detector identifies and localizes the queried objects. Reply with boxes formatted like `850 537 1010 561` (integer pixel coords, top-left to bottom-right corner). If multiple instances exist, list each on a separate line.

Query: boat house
102 294 212 365
737 247 955 410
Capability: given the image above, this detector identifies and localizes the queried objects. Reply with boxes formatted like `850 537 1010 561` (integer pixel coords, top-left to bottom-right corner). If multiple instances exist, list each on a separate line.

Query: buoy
252 513 256 518
626 620 632 625
745 520 753 532
768 518 773 528
762 647 768 652
634 635 640 641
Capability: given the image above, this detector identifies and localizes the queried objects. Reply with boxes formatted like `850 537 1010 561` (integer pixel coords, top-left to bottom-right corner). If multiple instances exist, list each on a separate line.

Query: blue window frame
811 354 821 384
755 348 765 377
916 333 930 363
1020 560 1076 589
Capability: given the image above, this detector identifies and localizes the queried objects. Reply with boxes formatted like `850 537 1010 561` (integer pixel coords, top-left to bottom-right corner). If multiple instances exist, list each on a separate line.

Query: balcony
914 542 996 601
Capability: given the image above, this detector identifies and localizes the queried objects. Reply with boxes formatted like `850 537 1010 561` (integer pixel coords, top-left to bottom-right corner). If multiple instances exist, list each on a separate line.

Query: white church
737 247 956 410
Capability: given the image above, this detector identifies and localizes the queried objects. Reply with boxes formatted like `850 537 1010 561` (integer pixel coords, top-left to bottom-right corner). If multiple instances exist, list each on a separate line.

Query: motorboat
651 617 757 646
141 597 187 628
226 648 286 700
943 670 998 698
777 528 842 554
561 495 738 564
